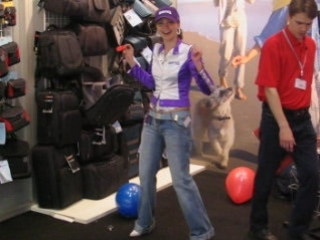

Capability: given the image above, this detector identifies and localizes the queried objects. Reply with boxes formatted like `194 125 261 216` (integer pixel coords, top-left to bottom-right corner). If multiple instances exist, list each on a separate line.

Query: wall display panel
0 0 35 222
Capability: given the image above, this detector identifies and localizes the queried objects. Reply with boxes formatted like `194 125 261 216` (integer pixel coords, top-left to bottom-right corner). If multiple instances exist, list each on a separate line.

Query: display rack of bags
0 0 31 185
31 0 172 209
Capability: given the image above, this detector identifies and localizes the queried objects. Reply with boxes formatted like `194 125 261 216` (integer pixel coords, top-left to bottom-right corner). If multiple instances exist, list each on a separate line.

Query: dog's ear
219 87 234 104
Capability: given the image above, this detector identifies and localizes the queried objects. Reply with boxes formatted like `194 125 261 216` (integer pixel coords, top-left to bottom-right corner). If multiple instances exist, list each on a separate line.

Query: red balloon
225 167 255 204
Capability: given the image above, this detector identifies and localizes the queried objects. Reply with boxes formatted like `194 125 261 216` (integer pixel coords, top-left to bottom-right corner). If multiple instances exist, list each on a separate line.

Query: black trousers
250 103 319 237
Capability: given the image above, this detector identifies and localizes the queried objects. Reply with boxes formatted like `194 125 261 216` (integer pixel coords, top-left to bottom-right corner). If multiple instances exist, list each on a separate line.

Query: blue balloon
116 183 141 218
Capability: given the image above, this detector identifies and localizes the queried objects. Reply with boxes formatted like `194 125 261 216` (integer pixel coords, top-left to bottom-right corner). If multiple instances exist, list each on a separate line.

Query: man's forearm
265 87 289 128
245 44 261 63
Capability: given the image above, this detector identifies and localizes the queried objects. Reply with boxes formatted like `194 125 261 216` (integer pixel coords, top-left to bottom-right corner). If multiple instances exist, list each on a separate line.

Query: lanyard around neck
282 29 307 77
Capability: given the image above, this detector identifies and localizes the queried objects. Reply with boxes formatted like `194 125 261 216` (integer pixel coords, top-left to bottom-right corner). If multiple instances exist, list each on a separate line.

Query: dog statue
192 86 235 169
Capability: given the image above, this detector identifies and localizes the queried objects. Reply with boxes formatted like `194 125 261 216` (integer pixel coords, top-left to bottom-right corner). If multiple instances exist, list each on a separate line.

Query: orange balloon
225 167 256 204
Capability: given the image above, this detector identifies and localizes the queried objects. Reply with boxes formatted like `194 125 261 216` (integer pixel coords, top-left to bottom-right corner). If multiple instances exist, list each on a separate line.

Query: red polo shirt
255 27 316 110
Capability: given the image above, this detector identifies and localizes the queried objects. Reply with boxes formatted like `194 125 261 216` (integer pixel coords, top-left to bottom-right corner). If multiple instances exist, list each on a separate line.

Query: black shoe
247 229 278 240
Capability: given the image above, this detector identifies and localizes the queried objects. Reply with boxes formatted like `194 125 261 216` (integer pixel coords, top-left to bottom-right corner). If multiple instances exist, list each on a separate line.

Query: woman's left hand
191 46 202 61
191 46 204 71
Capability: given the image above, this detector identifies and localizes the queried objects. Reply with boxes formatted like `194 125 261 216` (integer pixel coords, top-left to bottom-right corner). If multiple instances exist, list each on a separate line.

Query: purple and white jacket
129 40 215 110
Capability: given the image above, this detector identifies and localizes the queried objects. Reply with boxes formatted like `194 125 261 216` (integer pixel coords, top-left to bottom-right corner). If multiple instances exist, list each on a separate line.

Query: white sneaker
129 223 155 237
129 230 141 237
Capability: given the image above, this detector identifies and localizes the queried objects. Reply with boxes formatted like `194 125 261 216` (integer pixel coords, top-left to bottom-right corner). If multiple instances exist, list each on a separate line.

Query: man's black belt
263 102 309 118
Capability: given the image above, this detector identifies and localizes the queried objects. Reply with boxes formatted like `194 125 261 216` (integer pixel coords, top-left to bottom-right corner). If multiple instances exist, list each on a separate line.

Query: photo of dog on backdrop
192 86 235 169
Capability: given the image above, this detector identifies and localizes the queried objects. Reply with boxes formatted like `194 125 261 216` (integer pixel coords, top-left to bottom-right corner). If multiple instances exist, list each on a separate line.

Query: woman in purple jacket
122 6 215 240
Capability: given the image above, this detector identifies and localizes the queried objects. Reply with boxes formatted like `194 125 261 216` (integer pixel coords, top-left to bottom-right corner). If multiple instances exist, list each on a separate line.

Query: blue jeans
134 111 214 240
250 104 319 237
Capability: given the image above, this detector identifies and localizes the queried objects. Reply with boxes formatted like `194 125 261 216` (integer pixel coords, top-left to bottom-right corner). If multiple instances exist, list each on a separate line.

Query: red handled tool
116 45 127 52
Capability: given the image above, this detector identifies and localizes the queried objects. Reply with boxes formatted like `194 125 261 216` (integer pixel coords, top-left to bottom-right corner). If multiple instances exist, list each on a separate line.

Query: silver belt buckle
155 112 161 119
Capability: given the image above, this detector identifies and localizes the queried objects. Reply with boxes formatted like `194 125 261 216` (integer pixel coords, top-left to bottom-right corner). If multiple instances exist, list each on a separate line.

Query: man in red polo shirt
247 0 319 240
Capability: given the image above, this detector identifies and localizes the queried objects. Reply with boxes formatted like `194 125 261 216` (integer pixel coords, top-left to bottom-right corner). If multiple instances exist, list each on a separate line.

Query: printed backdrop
178 0 272 48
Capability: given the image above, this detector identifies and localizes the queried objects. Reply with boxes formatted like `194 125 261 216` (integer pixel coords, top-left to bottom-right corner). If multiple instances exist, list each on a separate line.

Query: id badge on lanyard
294 77 307 90
282 29 307 90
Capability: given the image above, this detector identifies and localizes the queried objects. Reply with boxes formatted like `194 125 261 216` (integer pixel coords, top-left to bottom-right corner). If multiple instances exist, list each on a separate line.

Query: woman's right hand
122 44 136 68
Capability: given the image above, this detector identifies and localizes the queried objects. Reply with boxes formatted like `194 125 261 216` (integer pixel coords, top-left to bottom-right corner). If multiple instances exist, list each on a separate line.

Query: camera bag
0 137 31 179
32 144 83 209
36 90 81 147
